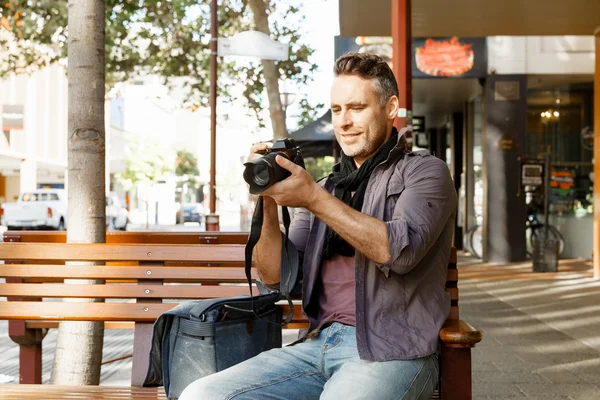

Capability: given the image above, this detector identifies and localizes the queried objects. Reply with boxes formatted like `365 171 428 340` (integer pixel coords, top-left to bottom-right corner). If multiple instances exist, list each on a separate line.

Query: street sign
521 163 543 187
218 31 288 61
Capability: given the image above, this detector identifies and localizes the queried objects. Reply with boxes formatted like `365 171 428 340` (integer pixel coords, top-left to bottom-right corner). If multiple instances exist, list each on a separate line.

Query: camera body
243 139 303 194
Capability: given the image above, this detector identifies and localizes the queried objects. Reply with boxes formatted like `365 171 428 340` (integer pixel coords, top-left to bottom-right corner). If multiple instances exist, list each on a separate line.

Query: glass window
526 81 594 215
22 193 36 202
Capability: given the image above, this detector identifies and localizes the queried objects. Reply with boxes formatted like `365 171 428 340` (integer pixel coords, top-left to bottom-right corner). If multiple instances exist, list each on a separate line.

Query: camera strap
244 196 298 325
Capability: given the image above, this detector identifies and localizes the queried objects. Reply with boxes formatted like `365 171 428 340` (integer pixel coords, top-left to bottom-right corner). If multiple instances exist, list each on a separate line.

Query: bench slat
0 301 307 323
0 384 437 400
26 321 135 329
447 287 458 301
4 230 250 244
0 283 254 299
25 320 311 331
0 264 458 282
0 265 256 281
0 301 170 322
447 268 458 282
0 385 167 399
0 243 246 262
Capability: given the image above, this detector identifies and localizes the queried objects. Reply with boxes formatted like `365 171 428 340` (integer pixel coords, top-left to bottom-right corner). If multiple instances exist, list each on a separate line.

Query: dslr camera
243 139 303 194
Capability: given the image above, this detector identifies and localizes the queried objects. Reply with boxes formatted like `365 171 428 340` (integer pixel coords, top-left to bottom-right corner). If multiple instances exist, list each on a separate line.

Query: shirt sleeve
288 206 311 256
375 155 457 276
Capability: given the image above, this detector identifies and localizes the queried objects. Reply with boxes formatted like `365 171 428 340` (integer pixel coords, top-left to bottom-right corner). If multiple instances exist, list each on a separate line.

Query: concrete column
21 67 38 193
484 75 528 262
452 113 464 249
463 101 476 232
20 158 37 192
593 28 600 278
391 0 412 129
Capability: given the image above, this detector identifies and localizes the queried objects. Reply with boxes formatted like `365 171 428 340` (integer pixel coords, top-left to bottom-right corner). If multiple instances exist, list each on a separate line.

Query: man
180 52 457 400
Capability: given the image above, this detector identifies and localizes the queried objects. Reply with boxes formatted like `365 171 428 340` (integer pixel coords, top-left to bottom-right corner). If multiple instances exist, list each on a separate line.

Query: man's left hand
260 155 321 209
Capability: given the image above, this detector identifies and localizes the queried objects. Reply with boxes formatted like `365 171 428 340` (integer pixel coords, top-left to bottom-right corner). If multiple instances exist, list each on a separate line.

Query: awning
339 0 600 37
289 110 337 158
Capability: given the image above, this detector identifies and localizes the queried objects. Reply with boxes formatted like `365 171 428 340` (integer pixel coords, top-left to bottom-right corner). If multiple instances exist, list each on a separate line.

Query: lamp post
279 80 296 132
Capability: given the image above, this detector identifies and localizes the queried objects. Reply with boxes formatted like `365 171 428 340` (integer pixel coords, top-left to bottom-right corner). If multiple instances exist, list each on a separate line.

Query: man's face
330 75 395 167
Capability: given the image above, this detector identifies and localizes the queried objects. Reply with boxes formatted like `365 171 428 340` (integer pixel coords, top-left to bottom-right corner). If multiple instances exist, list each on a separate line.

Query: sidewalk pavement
460 255 600 399
2 254 600 399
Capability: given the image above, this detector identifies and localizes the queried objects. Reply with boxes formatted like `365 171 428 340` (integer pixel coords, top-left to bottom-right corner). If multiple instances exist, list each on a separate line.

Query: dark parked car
176 203 204 224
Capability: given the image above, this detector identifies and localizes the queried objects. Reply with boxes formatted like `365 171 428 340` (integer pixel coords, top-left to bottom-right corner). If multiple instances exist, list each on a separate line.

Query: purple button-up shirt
288 133 457 361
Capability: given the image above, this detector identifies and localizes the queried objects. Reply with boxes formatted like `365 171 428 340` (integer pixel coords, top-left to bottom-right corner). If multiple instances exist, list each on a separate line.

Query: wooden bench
0 238 481 399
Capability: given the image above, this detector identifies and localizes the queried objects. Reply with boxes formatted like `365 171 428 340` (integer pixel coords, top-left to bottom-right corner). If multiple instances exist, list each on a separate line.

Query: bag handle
244 196 298 325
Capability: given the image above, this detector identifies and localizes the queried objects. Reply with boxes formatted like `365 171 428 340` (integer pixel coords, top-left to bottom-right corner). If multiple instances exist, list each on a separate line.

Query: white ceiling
411 74 594 128
412 79 482 128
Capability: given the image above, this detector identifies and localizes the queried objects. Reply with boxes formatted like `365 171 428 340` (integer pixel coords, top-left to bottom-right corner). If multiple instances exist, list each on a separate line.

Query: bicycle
463 224 483 259
463 215 565 260
525 211 565 258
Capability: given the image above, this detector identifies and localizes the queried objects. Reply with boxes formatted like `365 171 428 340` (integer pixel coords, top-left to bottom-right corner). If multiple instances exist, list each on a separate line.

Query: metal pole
391 0 412 129
593 28 600 278
544 145 551 237
206 0 220 231
209 0 217 215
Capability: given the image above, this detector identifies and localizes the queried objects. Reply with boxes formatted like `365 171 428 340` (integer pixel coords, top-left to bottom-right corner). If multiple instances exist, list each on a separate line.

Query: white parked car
106 192 129 231
1 189 67 230
1 189 129 231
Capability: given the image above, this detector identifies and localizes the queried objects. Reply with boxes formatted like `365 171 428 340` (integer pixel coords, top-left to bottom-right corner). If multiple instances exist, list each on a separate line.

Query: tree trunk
50 0 106 386
248 0 287 140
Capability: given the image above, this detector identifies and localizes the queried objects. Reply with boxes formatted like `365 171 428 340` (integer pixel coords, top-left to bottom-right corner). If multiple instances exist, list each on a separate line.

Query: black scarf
322 127 401 260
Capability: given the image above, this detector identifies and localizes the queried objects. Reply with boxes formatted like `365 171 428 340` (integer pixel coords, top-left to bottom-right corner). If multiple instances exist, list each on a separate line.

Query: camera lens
252 164 270 186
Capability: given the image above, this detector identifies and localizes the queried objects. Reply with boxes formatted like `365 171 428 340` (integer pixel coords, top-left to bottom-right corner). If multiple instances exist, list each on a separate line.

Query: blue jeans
179 322 438 400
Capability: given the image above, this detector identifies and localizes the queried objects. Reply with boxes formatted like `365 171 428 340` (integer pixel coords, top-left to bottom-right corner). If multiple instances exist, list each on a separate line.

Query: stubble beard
339 122 390 163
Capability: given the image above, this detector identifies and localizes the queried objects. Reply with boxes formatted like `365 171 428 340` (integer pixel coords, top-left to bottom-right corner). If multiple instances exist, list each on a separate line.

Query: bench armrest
439 319 482 348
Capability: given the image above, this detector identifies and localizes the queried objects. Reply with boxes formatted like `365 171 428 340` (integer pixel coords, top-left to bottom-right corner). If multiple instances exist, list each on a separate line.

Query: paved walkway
460 256 600 399
2 254 600 399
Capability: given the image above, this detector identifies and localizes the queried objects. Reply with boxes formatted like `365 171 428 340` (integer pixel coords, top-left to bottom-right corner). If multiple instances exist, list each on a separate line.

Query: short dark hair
333 52 399 106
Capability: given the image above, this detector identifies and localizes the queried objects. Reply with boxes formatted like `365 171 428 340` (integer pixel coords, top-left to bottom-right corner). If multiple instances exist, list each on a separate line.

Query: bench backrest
1 230 459 322
0 241 459 323
0 239 459 388
0 243 310 321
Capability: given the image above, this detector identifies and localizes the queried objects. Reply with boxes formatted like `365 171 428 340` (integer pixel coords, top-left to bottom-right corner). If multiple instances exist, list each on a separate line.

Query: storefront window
526 82 594 215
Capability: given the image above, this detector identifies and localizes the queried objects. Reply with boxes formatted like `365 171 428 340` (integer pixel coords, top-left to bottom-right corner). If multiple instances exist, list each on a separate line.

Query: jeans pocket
407 355 437 400
414 370 434 400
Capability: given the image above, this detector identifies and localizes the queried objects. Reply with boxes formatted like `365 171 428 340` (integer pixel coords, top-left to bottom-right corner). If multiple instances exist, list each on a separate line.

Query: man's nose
336 110 352 130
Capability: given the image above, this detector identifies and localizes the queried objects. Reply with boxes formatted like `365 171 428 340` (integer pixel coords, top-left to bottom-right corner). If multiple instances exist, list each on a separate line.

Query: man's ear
387 95 399 120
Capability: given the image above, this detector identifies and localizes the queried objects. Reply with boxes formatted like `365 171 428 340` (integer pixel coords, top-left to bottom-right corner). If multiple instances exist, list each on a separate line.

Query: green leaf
0 0 322 136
